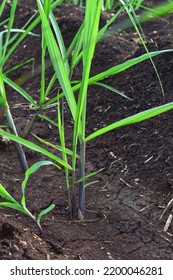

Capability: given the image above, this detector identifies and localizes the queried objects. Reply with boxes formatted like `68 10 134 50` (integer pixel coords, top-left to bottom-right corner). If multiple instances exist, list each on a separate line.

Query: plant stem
5 107 28 172
24 113 38 139
36 221 43 236
78 140 85 219
24 207 43 235
67 188 72 219
71 170 77 219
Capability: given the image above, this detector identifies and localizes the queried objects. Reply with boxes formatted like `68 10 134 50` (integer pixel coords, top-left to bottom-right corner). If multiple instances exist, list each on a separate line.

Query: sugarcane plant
1 0 173 223
35 0 173 220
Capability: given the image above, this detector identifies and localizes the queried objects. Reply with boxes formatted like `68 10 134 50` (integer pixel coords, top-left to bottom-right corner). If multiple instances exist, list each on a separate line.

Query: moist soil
1 0 173 259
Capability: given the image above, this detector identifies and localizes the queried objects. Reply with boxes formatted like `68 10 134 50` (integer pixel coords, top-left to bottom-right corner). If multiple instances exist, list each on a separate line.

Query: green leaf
37 0 77 120
72 0 102 169
104 2 173 36
94 82 132 100
0 70 7 108
86 101 173 142
4 58 35 75
49 7 70 74
0 129 72 170
37 114 58 127
37 203 55 225
21 160 56 208
0 0 7 17
3 0 63 65
88 49 173 85
33 134 79 158
44 49 173 106
77 168 104 183
84 180 99 188
2 0 17 60
3 75 37 108
0 184 17 203
0 202 26 214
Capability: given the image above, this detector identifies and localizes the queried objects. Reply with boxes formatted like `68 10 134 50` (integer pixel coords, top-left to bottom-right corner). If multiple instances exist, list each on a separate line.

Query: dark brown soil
1 0 173 259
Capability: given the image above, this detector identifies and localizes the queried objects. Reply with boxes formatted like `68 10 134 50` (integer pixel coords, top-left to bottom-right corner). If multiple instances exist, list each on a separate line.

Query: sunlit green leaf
77 168 104 183
37 203 55 225
86 102 173 142
21 160 56 208
0 202 26 214
0 129 72 170
0 184 17 203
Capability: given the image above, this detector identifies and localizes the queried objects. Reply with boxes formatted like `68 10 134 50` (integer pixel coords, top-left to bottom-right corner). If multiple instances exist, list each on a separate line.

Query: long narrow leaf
88 49 173 86
21 160 55 208
37 203 55 225
3 75 37 108
0 202 26 214
37 114 58 127
37 0 77 120
2 0 17 60
0 129 72 170
44 49 173 108
94 82 132 100
77 168 104 183
86 102 173 142
0 184 17 203
3 0 63 65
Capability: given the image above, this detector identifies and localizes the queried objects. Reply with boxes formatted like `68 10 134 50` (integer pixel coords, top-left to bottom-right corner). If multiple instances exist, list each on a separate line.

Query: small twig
120 178 135 189
160 198 173 220
77 254 83 260
160 234 171 243
140 205 149 212
144 156 153 164
163 214 173 232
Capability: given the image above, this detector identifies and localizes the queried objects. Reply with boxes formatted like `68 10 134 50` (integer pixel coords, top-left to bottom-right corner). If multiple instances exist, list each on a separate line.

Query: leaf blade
86 102 173 142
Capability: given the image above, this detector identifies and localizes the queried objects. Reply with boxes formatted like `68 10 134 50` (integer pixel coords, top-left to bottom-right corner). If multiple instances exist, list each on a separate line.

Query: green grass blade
73 0 102 146
37 114 58 127
2 0 17 59
0 183 17 203
37 0 77 120
3 0 63 65
77 168 104 183
47 49 172 103
120 0 164 97
0 202 26 214
0 129 72 170
3 75 37 108
3 17 40 65
88 49 173 85
33 134 78 158
65 21 85 67
106 1 173 36
86 102 173 142
57 95 71 191
45 73 57 99
84 180 99 188
43 49 173 110
71 28 84 70
0 70 7 108
21 160 55 208
37 203 55 225
43 0 51 17
4 58 34 75
94 82 132 100
49 9 70 74
0 0 7 16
